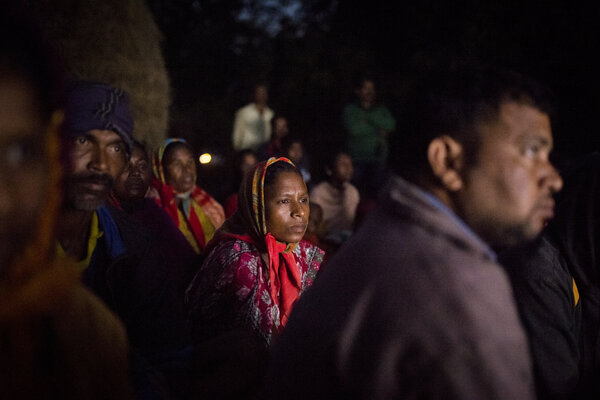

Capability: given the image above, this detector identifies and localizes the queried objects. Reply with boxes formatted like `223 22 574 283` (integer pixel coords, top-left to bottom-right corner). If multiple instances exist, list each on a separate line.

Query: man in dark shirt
266 64 563 399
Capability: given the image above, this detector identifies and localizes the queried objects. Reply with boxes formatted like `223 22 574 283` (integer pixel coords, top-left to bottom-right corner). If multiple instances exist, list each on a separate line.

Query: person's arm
185 242 257 340
341 184 360 226
232 109 246 151
367 105 396 136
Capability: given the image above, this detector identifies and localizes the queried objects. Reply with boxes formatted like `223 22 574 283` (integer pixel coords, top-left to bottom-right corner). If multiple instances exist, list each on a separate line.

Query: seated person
282 135 311 186
58 81 190 398
185 157 324 396
150 138 225 254
310 151 360 244
110 140 199 291
303 202 323 247
0 6 133 397
186 157 324 343
257 115 289 160
224 149 258 218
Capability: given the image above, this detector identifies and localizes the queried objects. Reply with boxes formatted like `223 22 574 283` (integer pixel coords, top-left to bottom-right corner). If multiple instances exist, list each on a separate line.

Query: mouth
125 177 146 191
70 173 113 191
536 198 556 220
80 181 110 194
289 224 308 234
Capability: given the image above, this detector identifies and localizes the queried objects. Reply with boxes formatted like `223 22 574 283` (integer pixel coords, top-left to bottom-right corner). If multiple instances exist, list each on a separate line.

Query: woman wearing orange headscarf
185 157 323 346
150 138 225 254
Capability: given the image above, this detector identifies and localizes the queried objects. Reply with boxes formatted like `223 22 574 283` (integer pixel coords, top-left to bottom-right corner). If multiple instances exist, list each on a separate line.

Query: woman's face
164 145 197 193
265 171 309 244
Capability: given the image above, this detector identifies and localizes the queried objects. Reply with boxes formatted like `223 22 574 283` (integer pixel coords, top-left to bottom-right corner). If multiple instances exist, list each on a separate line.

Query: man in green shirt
343 77 396 198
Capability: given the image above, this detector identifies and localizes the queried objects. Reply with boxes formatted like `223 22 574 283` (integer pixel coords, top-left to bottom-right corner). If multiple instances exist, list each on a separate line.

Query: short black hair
281 135 303 153
353 73 376 90
325 149 350 170
390 62 553 182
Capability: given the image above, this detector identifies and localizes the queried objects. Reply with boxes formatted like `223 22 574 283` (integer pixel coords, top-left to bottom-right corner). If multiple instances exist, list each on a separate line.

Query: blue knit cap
64 81 134 153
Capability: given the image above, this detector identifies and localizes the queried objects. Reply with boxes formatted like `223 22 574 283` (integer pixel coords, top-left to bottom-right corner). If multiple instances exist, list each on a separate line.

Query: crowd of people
4 3 600 400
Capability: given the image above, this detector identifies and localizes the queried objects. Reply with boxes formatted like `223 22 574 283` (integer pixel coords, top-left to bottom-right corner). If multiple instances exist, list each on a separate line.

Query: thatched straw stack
31 0 170 149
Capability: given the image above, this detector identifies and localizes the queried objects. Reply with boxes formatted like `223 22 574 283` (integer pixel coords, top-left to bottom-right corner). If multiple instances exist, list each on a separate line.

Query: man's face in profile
455 101 563 248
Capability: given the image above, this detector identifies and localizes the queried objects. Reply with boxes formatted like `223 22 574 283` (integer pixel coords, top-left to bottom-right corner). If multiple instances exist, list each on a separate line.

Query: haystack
30 0 170 149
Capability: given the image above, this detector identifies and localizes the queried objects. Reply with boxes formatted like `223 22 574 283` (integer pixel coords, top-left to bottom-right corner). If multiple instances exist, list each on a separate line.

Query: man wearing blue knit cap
64 81 135 155
56 81 190 399
61 81 134 212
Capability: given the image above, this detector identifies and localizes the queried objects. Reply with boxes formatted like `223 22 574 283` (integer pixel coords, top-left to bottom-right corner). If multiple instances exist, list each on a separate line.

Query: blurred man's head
391 63 563 248
326 151 354 186
355 77 376 109
272 116 289 140
0 5 63 271
282 136 304 166
254 84 269 106
63 82 134 211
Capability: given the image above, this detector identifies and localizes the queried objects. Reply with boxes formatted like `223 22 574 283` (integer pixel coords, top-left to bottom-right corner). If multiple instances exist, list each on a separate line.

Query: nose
543 162 563 194
184 162 196 176
290 200 306 219
128 163 141 177
88 145 108 173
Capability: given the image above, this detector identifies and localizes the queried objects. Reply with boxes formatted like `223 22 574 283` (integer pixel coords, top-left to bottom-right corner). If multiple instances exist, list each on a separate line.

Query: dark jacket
82 205 189 356
501 236 582 399
266 176 534 399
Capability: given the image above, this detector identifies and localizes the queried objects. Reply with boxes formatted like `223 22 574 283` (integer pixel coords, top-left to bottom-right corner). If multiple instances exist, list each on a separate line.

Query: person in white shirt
310 151 360 242
232 84 274 151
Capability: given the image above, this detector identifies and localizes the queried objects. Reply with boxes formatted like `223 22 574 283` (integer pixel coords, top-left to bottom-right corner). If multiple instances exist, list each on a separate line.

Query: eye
524 143 541 158
138 162 149 172
279 199 290 204
112 144 122 153
300 197 309 203
76 136 88 145
5 140 39 167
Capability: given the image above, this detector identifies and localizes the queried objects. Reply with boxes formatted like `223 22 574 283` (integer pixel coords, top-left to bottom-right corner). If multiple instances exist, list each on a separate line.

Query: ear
427 135 464 192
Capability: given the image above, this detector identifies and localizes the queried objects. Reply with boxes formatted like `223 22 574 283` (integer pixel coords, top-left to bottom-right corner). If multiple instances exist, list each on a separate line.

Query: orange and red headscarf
212 157 303 327
150 138 225 253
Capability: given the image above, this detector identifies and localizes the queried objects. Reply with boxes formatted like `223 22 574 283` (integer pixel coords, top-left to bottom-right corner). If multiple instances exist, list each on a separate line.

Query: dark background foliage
147 0 600 199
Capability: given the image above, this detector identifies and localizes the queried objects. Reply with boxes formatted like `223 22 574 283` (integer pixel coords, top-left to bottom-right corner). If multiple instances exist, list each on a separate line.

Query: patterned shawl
150 138 225 253
210 157 305 328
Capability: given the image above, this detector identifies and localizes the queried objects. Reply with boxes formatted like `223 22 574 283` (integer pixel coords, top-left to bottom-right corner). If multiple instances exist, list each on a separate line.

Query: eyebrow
521 133 553 149
276 190 309 197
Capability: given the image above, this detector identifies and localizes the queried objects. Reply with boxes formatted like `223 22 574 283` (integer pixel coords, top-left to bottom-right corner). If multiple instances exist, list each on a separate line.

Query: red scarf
206 156 303 329
265 233 302 326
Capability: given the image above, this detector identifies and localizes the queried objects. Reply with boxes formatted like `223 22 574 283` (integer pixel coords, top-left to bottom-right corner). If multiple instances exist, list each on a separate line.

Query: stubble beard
64 172 113 211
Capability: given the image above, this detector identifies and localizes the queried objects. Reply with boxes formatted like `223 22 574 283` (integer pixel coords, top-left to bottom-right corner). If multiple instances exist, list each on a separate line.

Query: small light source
199 153 212 164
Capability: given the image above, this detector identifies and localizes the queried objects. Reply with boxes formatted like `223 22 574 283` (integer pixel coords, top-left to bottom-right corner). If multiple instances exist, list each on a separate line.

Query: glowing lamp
199 153 212 164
